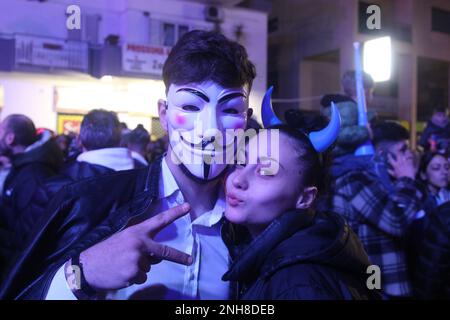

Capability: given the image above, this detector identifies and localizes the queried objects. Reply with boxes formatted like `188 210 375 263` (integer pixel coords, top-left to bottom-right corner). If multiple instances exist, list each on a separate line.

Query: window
432 7 450 35
163 23 176 46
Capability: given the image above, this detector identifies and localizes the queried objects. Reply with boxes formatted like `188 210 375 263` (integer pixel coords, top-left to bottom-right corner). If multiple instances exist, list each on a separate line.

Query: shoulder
335 169 373 190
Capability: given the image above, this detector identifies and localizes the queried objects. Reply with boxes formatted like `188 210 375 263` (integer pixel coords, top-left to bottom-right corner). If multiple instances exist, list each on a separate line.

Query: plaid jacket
331 169 425 297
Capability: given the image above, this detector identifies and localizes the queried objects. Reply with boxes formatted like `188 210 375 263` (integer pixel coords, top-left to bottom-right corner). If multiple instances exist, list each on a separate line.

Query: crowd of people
0 30 448 300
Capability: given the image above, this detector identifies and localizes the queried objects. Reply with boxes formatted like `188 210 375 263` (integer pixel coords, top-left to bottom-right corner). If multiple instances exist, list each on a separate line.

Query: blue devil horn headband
261 86 341 152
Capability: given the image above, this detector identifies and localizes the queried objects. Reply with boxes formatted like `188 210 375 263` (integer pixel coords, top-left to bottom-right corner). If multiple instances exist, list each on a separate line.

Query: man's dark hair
373 121 410 146
121 125 150 152
162 30 256 92
4 114 37 147
80 109 121 151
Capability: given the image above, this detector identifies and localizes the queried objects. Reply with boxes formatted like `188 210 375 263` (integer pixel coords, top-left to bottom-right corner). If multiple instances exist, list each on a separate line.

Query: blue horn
261 86 282 127
308 102 341 152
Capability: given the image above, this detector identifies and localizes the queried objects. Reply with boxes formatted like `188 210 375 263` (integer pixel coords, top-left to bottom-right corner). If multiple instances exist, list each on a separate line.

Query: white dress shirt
46 158 230 300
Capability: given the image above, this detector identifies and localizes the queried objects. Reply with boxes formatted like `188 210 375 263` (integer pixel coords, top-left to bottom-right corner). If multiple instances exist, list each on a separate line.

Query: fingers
131 271 148 285
138 203 191 237
138 255 152 273
147 242 193 266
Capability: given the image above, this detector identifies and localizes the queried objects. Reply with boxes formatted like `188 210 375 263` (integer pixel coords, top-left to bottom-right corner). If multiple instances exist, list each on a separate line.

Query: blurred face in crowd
421 154 449 193
160 80 250 181
431 111 449 128
383 140 413 162
225 131 317 237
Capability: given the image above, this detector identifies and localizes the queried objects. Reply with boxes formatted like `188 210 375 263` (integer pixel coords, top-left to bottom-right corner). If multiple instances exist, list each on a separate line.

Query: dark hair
80 109 121 151
162 30 256 92
342 70 375 97
267 124 326 191
4 114 37 147
373 121 410 146
121 125 150 151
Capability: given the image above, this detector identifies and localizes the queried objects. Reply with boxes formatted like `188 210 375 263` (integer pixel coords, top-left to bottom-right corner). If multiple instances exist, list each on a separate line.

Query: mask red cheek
175 114 186 126
234 122 245 130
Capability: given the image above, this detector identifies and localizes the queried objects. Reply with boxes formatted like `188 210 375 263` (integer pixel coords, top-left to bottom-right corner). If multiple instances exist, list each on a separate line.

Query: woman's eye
258 167 274 177
223 108 239 114
182 105 200 112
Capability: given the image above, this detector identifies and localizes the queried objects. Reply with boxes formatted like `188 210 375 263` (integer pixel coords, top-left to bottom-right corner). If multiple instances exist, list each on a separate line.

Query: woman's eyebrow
218 92 246 104
176 88 210 102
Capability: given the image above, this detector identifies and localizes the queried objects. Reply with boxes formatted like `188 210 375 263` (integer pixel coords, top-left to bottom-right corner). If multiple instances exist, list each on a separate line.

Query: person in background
412 201 450 299
120 125 150 167
0 115 63 275
321 70 376 159
419 106 450 153
330 121 426 299
45 109 138 199
418 152 450 213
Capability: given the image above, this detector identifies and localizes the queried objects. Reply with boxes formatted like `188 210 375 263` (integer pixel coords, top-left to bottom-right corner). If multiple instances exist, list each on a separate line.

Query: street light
363 36 392 82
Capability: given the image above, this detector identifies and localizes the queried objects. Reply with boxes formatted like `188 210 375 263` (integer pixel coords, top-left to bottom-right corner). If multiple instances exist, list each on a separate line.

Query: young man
0 30 256 300
0 115 62 276
331 121 426 299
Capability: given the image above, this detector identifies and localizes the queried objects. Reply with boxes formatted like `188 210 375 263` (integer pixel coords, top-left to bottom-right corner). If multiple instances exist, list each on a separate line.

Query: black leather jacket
222 210 381 300
0 158 162 300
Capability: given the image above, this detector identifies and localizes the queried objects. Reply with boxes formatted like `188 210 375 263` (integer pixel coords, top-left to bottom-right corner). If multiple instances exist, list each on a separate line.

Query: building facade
0 0 267 136
267 0 450 146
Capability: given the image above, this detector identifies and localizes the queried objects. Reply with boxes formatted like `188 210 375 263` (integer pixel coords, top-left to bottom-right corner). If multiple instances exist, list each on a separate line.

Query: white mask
165 81 249 180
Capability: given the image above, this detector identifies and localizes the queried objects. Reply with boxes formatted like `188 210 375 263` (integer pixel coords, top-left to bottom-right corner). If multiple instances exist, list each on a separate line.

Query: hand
79 203 192 291
387 151 416 180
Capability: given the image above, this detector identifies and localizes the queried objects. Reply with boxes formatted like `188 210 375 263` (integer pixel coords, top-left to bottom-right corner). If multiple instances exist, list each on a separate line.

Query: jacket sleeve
347 176 425 237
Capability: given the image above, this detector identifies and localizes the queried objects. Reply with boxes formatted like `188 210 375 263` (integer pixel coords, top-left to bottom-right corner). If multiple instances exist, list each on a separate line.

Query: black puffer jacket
0 133 62 273
413 202 450 299
222 210 381 300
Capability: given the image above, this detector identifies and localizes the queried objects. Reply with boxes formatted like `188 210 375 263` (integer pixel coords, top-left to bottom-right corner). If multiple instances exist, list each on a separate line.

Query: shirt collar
192 188 225 227
160 157 225 227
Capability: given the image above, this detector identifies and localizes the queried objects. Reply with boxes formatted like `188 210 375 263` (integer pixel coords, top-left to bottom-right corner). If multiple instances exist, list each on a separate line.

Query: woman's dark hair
267 123 330 193
162 30 256 92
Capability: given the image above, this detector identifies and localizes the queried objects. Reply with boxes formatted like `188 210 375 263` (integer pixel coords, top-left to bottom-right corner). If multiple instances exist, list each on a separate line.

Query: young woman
418 152 450 213
221 90 380 300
